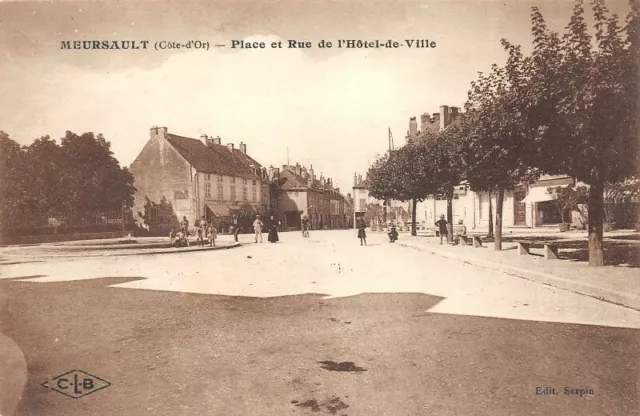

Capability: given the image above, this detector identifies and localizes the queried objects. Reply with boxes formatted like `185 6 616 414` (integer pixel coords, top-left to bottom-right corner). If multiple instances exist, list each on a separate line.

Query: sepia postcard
0 0 638 415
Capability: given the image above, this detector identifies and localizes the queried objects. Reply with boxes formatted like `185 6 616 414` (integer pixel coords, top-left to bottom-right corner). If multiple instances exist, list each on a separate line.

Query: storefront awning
205 204 230 216
522 187 554 203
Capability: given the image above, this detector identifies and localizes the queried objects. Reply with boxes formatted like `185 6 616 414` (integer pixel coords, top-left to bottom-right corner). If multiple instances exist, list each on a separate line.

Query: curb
0 242 242 260
397 241 640 311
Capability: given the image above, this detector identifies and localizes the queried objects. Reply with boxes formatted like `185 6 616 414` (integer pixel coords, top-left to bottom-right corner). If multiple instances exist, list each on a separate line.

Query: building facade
274 163 347 231
406 106 575 230
130 127 269 231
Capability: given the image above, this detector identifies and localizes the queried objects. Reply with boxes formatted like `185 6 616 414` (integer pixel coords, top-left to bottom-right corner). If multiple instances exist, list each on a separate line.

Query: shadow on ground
1 276 638 416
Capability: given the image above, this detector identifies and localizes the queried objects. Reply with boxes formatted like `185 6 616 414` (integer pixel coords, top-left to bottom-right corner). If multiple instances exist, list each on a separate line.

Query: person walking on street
253 216 264 243
435 214 448 245
268 215 280 243
232 215 240 242
357 219 367 246
301 215 310 238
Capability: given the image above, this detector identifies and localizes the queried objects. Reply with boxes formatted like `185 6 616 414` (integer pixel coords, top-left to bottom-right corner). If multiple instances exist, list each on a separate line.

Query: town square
1 0 639 415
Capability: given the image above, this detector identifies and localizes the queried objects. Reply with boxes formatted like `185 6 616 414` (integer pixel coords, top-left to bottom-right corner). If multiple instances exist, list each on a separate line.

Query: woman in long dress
268 216 280 243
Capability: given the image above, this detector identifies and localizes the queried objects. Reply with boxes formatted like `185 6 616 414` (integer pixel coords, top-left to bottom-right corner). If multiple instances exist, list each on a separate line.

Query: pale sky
0 0 631 192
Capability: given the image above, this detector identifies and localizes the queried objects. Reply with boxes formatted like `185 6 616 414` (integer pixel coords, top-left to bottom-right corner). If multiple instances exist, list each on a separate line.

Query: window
252 180 257 186
231 177 236 183
243 178 248 185
205 182 212 198
175 190 188 200
252 187 257 202
243 186 248 201
217 175 223 182
206 174 211 181
359 198 366 211
230 186 237 201
217 183 223 200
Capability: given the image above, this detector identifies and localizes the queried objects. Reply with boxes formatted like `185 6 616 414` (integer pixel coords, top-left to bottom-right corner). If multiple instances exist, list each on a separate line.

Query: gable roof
166 134 261 179
280 166 311 191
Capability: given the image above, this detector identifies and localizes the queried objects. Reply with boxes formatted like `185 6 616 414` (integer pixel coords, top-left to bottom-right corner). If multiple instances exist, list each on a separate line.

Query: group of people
354 214 467 246
170 214 282 247
250 215 281 243
170 216 218 248
435 214 467 245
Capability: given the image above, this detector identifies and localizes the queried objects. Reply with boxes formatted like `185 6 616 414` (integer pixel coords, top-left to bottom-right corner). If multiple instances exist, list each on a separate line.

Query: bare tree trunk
495 187 505 251
446 189 454 243
411 198 417 236
588 182 605 267
487 189 494 238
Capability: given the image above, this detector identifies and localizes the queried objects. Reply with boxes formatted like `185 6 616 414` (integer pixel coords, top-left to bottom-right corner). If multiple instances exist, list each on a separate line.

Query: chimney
353 173 357 186
227 143 234 152
409 117 418 138
200 134 208 144
239 141 247 154
212 136 221 145
450 106 459 120
440 105 450 130
151 126 168 139
421 113 430 132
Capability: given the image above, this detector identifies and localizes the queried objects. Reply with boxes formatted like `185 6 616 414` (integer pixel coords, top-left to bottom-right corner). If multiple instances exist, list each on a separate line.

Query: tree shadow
560 241 640 267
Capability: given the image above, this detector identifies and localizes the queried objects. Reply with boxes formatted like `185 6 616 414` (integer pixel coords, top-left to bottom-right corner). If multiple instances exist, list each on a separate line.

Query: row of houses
353 105 576 231
130 126 353 232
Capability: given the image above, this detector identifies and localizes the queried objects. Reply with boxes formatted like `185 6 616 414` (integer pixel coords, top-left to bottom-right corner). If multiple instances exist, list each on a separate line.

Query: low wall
0 231 129 246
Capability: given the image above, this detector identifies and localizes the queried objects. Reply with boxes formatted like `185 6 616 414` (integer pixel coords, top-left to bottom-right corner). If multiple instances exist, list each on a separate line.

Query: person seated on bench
388 226 399 243
453 220 467 245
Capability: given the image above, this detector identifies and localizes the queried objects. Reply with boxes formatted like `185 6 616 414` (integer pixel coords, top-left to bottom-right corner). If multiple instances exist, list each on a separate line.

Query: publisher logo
41 369 111 399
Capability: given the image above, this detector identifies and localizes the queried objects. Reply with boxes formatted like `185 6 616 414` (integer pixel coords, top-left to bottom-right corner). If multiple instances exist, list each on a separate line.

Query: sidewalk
392 234 640 311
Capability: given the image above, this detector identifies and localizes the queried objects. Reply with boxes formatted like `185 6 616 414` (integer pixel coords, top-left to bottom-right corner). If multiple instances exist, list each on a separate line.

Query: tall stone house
129 127 269 231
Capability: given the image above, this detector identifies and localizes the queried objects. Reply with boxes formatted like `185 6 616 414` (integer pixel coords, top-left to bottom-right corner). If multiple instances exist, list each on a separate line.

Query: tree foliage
0 131 136 227
523 0 638 265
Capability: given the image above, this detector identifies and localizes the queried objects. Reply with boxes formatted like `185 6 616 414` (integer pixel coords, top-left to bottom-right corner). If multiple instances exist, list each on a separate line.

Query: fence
1 209 134 237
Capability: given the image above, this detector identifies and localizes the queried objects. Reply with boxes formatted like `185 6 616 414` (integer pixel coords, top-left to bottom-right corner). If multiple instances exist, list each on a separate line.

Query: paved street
1 230 639 416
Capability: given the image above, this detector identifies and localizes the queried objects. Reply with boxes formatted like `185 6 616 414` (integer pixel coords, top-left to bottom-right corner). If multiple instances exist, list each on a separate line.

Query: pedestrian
301 215 310 238
173 229 189 247
232 215 240 242
196 222 205 246
357 219 367 246
180 216 189 235
388 226 398 243
267 215 280 243
207 224 217 247
169 228 176 245
253 215 264 243
435 214 448 245
453 219 467 245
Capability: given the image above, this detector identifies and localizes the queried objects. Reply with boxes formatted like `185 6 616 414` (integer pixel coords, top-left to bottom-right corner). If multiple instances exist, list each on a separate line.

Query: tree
60 132 135 211
0 132 29 232
462 52 539 250
367 144 437 235
547 184 586 224
526 0 638 266
419 123 467 242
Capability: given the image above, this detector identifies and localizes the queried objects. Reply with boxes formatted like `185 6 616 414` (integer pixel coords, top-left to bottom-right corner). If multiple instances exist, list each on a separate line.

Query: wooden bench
514 240 559 260
459 235 483 248
417 229 437 237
